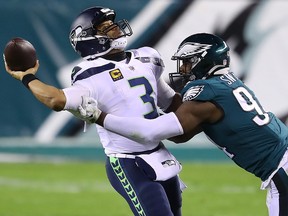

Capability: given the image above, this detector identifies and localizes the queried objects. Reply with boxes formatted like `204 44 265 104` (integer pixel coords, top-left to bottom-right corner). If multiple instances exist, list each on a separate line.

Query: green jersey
181 72 288 181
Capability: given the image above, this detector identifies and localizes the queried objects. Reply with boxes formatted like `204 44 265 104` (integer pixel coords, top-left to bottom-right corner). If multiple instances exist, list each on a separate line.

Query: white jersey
63 47 175 155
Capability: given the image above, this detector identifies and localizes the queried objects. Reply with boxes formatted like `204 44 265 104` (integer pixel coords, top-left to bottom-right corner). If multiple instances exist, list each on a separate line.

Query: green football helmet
169 33 230 89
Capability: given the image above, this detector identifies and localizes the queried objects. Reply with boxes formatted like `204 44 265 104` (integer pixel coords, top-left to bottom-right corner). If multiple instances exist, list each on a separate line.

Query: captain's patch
183 85 204 101
109 69 123 81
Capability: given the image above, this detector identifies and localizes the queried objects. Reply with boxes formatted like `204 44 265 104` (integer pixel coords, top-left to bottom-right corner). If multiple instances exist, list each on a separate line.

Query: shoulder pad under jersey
127 47 164 67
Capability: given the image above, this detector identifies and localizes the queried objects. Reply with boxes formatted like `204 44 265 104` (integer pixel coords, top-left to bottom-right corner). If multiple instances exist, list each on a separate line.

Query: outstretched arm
77 96 184 143
25 79 66 111
92 99 221 144
5 60 66 111
101 112 184 144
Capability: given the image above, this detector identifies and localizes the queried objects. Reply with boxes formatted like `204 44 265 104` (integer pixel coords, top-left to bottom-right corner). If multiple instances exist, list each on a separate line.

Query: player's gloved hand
78 96 102 124
3 54 40 81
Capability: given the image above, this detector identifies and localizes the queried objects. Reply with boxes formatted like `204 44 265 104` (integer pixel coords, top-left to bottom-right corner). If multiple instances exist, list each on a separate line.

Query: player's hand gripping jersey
63 47 175 155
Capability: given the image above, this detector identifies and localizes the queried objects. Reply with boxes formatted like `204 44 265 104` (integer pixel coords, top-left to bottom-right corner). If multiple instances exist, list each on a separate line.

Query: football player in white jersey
5 6 185 216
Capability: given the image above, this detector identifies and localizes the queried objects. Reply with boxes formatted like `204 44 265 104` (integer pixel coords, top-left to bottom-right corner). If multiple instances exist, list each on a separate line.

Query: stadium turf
0 162 266 216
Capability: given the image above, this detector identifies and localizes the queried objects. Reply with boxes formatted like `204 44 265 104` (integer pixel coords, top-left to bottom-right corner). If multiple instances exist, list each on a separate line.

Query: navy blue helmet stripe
72 63 115 83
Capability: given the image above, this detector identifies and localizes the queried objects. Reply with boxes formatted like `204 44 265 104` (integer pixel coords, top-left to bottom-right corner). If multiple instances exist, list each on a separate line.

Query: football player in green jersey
79 33 288 216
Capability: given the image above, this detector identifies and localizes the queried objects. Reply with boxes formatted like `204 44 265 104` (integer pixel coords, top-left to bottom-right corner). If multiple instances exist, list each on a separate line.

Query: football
4 37 37 71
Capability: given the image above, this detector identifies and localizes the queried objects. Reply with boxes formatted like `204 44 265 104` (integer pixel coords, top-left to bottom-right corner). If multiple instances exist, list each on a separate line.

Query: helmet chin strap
111 37 128 50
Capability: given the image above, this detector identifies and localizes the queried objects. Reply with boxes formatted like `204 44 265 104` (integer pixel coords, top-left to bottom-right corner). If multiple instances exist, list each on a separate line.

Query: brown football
4 37 37 71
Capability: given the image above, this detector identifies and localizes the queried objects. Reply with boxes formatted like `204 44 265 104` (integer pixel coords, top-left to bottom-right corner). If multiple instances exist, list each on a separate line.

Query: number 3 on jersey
128 77 158 119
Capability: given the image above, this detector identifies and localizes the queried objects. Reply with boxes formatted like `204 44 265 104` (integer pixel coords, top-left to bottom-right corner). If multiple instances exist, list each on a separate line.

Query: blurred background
1 0 288 162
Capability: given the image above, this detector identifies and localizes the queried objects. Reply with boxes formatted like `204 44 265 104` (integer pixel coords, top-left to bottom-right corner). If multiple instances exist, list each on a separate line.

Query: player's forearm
102 112 184 144
28 79 66 111
5 60 66 112
168 126 202 143
164 93 182 113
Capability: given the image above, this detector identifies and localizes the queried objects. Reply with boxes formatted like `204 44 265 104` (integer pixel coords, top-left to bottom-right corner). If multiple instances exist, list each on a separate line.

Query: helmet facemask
104 19 132 52
169 52 205 92
98 19 132 39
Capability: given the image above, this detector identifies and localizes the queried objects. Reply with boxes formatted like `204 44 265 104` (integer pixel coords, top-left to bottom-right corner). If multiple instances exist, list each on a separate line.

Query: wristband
22 74 38 89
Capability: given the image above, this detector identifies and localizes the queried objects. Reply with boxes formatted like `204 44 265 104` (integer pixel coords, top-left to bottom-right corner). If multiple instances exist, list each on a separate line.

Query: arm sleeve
103 112 184 144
